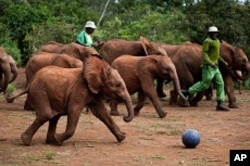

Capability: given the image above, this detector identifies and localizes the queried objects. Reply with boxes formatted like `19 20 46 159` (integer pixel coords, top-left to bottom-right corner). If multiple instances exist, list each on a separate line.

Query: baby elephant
111 54 187 118
9 55 134 145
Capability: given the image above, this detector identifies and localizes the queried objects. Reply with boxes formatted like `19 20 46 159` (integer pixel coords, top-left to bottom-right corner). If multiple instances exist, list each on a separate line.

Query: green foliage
0 23 22 66
24 19 78 64
99 9 188 43
7 83 16 95
243 79 250 90
0 0 250 65
3 4 48 40
1 3 50 65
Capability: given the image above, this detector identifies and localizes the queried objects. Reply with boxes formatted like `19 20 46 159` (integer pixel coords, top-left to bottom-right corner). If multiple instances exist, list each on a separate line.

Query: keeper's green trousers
188 65 225 101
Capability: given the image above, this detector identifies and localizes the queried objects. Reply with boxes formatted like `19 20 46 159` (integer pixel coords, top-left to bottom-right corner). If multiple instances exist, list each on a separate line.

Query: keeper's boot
216 100 230 111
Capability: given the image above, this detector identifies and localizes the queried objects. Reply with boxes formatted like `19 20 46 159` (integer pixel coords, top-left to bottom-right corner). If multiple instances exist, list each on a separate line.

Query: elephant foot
110 110 121 116
53 134 63 146
134 110 140 116
21 133 32 146
46 136 59 145
189 100 198 107
228 103 238 109
158 111 167 118
134 108 141 116
115 131 126 142
157 91 166 98
5 94 15 103
178 101 189 107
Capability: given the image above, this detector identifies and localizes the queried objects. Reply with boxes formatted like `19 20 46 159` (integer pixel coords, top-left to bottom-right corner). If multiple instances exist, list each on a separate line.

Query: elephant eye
115 83 121 88
242 59 247 63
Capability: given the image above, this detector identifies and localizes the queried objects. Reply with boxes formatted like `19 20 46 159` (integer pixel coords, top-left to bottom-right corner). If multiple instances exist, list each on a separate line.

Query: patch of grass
23 153 40 163
44 150 55 161
42 150 61 164
82 162 91 166
133 154 165 165
178 157 208 166
190 157 208 166
6 83 16 94
134 155 147 163
134 121 185 136
150 154 165 160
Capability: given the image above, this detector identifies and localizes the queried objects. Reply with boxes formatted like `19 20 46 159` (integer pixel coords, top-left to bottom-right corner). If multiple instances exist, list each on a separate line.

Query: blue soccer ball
182 129 200 148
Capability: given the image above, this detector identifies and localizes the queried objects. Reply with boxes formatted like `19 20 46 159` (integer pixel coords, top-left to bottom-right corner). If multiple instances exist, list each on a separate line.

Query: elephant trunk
171 65 188 101
237 63 250 80
122 91 134 123
0 69 11 93
9 64 18 83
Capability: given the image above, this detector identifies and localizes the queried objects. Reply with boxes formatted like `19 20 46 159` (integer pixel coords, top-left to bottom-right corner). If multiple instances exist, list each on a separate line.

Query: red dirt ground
1 68 250 166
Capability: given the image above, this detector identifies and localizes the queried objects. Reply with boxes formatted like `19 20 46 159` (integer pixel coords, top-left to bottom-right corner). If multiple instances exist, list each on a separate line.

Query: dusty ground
1 68 250 166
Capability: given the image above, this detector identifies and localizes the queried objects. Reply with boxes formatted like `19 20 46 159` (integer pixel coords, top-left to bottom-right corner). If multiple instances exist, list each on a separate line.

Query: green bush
0 23 22 67
243 79 250 90
7 83 16 95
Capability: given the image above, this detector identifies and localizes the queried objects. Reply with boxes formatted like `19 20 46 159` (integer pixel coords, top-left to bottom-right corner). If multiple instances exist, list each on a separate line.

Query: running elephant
7 55 134 145
110 54 187 118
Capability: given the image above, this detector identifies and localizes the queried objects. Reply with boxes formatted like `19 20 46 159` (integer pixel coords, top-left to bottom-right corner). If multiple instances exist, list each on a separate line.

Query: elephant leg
224 76 238 108
88 100 126 142
169 89 178 105
109 99 121 116
46 115 61 144
134 92 146 116
21 117 47 146
24 96 34 111
55 109 81 145
0 74 3 92
142 80 167 118
156 78 166 98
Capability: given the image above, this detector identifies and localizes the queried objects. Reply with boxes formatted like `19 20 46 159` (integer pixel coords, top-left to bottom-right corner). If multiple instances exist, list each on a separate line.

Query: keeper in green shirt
76 21 96 47
182 26 229 111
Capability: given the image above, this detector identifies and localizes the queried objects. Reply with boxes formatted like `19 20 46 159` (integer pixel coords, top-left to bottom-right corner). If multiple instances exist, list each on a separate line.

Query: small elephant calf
111 54 187 118
8 55 134 145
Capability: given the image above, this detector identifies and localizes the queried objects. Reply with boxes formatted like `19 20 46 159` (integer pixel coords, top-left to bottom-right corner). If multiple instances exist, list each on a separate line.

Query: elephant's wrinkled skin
0 47 18 95
111 54 187 118
168 41 250 108
9 55 134 145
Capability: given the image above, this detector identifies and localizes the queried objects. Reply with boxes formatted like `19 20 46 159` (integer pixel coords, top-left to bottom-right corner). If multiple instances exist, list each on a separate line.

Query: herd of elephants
0 36 250 146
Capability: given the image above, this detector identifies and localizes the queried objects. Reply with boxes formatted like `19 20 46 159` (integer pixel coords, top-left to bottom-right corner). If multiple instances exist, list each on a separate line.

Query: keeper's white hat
85 21 96 29
208 26 219 33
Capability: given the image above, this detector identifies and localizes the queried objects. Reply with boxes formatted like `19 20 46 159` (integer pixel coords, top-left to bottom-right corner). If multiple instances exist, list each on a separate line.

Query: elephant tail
5 88 28 103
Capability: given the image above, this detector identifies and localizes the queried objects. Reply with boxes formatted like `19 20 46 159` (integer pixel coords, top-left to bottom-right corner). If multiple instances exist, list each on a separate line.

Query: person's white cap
85 21 97 29
208 26 219 33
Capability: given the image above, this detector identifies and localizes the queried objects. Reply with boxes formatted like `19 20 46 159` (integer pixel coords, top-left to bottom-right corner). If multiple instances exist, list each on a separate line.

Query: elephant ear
220 41 235 65
137 56 158 75
84 55 103 94
140 36 150 55
140 36 168 56
74 43 100 61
